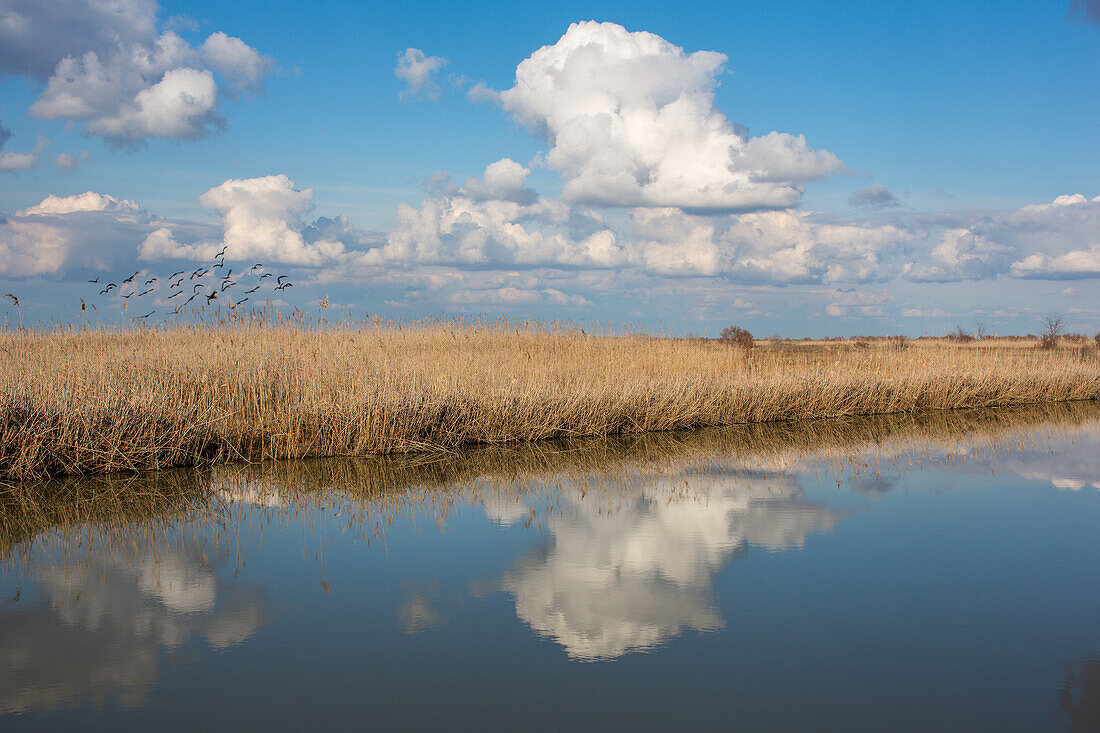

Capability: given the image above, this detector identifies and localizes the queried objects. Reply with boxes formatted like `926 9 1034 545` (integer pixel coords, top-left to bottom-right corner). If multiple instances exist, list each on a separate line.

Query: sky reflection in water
2 404 1100 731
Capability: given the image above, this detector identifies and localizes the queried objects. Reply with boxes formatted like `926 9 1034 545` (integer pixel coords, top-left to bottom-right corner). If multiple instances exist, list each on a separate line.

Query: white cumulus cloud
903 193 1100 282
378 160 629 269
2 0 271 145
1005 194 1100 279
903 228 1011 282
633 208 911 282
496 21 843 211
462 158 538 204
146 175 351 265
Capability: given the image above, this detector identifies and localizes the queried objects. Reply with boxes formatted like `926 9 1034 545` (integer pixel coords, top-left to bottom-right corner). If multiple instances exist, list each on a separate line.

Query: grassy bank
2 321 1099 481
6 401 1097 563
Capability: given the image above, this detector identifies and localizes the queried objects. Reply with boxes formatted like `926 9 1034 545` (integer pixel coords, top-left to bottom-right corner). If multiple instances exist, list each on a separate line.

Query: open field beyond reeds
2 320 1099 481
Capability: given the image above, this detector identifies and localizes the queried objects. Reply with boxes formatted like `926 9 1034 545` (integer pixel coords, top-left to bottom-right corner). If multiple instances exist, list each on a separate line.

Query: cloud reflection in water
501 471 844 661
0 547 266 714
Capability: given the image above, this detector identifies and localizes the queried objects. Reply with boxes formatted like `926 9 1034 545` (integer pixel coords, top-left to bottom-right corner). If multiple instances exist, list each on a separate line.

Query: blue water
2 405 1100 731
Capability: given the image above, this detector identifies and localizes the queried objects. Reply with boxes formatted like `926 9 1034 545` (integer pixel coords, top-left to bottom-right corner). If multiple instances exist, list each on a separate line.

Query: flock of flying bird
81 246 294 321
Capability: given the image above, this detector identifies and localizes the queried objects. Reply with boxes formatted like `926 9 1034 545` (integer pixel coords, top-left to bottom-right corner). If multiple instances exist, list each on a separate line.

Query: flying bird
122 272 139 283
194 283 204 292
122 292 133 299
235 297 249 306
170 278 183 289
277 275 288 284
99 288 110 295
2 293 18 306
206 291 218 302
221 280 235 291
185 294 198 305
168 291 182 299
245 286 260 294
88 277 99 284
260 273 272 279
170 270 184 278
250 263 263 272
138 288 154 297
275 283 293 291
138 311 154 319
144 277 157 285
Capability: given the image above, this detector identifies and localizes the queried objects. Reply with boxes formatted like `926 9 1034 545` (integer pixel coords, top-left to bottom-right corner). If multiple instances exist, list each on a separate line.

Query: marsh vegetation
2 317 1099 481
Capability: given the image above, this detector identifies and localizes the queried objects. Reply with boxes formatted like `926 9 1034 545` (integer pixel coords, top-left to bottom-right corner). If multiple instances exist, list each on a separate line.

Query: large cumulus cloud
141 174 378 266
0 192 156 277
1 0 271 145
496 22 843 212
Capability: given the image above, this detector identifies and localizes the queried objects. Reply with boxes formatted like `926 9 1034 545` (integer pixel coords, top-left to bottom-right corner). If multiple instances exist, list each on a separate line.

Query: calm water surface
2 405 1100 731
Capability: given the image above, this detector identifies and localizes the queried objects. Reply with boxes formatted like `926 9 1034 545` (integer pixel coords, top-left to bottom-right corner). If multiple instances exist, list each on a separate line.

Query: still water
2 404 1100 731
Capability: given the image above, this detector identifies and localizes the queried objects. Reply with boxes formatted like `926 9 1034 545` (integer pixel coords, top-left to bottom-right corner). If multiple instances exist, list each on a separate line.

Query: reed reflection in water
1 401 1099 727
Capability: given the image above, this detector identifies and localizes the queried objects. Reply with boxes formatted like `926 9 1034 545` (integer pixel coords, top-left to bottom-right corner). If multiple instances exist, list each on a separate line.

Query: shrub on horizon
720 325 754 350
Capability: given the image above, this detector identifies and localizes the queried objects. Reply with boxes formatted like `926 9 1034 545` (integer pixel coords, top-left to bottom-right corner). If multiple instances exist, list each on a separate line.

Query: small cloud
902 307 949 318
462 158 537 204
1062 286 1077 297
825 289 888 317
0 127 46 172
466 82 499 105
395 48 449 101
164 15 203 33
425 170 459 197
849 183 900 207
0 152 36 172
54 153 79 172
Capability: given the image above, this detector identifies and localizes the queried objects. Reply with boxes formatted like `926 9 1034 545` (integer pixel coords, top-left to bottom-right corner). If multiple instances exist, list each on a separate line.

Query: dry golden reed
2 319 1099 481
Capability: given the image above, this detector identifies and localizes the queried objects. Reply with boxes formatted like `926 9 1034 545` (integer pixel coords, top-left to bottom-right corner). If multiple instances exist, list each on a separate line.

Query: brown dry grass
2 320 1099 481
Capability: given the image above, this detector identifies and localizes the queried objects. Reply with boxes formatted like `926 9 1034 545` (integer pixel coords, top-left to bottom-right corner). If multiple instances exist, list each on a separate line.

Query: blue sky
0 0 1098 335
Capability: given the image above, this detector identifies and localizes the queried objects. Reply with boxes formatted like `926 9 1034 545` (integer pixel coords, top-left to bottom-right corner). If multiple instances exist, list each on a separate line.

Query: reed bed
2 319 1099 481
